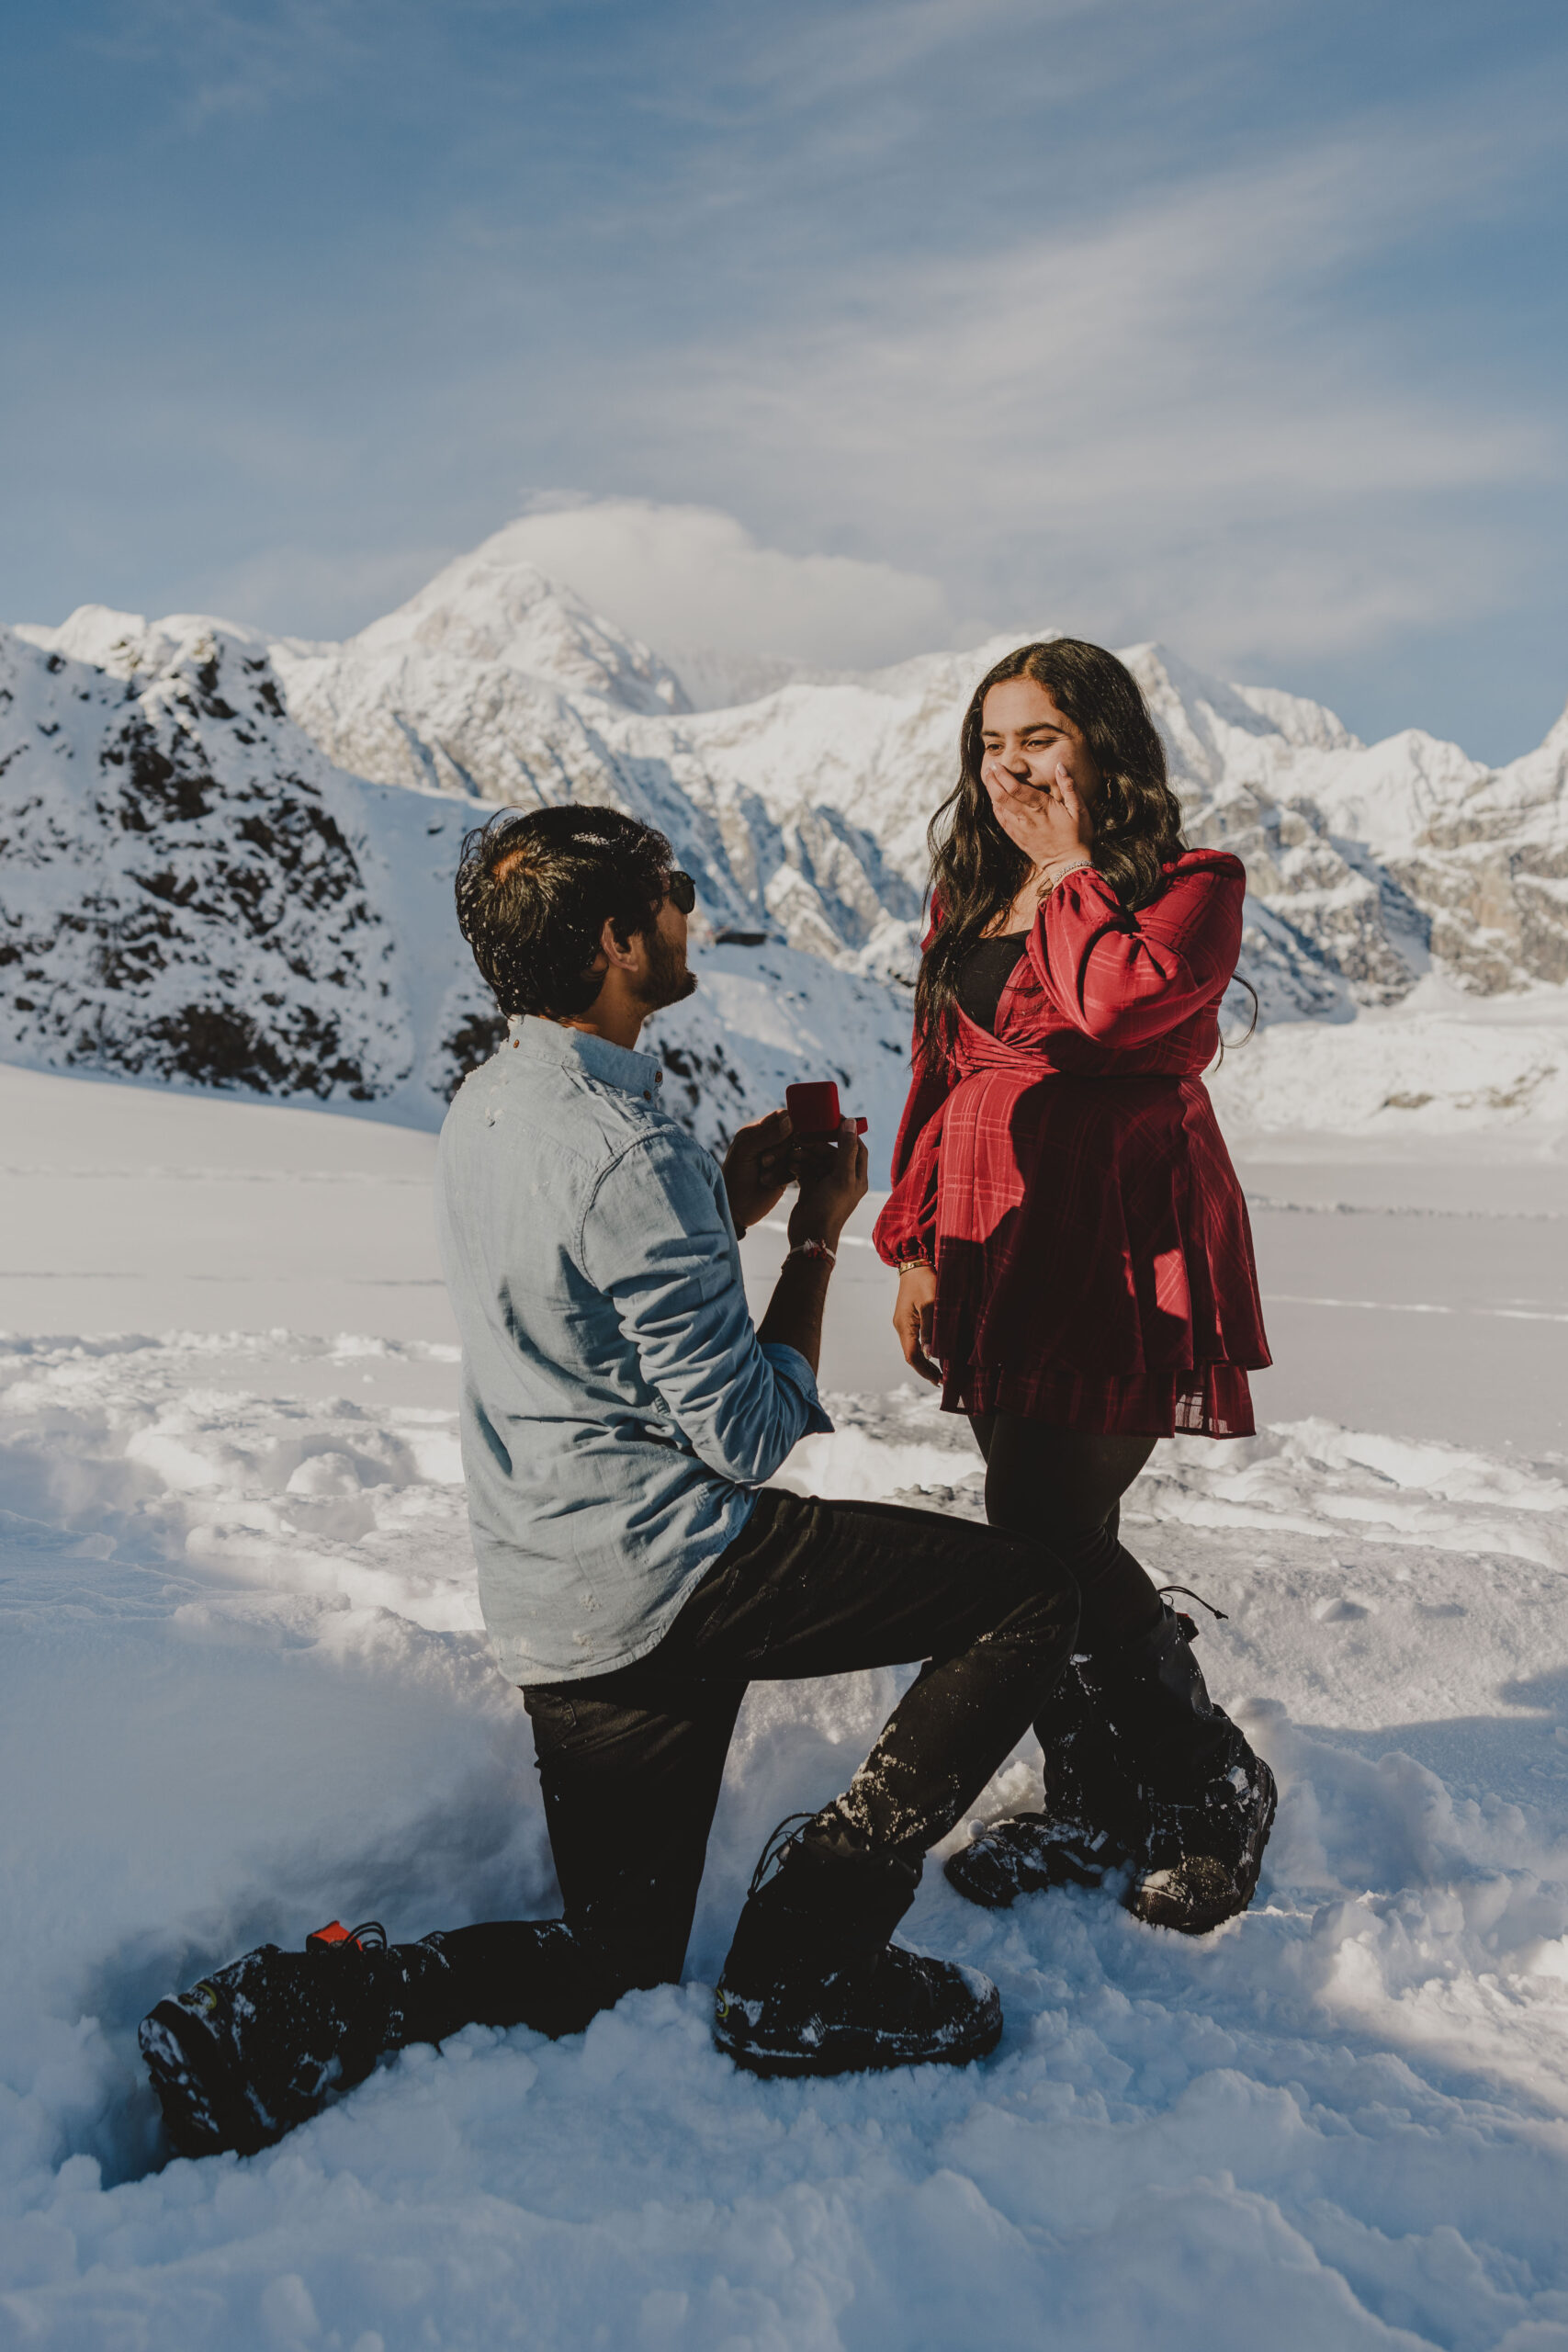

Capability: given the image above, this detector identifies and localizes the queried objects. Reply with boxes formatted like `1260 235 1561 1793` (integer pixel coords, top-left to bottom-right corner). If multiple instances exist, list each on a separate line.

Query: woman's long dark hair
915 638 1187 1057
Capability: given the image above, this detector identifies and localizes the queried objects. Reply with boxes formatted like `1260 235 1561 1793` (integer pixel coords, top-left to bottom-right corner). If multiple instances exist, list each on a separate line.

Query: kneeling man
140 806 1077 2157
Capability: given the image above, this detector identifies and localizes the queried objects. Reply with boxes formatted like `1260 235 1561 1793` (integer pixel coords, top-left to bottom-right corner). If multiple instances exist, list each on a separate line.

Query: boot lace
745 1813 818 1900
1156 1584 1228 1624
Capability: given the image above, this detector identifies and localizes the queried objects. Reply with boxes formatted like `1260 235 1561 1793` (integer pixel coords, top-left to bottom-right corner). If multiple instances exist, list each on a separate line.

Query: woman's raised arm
1035 851 1246 1048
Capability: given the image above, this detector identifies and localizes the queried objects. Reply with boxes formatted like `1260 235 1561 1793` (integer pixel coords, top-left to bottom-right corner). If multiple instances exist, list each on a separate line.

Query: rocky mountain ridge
0 611 914 1163
263 523 1568 1012
4 527 1565 1161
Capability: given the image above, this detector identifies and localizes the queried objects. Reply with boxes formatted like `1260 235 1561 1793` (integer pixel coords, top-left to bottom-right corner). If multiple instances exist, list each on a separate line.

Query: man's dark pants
521 1487 1080 1996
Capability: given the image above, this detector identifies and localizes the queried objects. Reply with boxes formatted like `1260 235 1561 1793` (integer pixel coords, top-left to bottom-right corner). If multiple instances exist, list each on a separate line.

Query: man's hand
790 1119 869 1248
757 1120 869 1376
722 1106 795 1235
892 1261 941 1385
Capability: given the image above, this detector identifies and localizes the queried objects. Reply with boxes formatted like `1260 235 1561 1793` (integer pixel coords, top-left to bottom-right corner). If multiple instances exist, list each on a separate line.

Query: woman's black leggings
968 1412 1164 1654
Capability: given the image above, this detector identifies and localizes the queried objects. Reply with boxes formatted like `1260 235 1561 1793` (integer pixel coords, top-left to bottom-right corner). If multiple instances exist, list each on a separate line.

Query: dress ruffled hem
942 1361 1255 1439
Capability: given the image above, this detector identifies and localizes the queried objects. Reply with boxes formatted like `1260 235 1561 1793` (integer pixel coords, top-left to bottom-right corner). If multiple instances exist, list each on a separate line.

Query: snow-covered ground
3 1059 1567 2349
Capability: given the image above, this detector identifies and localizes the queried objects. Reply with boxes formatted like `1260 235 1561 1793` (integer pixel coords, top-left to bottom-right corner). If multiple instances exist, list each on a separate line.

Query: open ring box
785 1080 868 1136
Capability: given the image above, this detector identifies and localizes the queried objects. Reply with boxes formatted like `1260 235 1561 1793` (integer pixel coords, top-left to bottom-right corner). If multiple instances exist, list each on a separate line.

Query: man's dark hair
455 804 675 1018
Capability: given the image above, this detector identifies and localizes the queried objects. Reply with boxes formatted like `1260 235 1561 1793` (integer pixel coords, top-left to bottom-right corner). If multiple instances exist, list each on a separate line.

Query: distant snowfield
3 1062 1567 2350
1207 973 1568 1143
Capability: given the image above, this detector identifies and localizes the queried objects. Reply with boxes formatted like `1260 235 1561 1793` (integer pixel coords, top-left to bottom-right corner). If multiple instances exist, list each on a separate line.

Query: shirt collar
508 1014 664 1103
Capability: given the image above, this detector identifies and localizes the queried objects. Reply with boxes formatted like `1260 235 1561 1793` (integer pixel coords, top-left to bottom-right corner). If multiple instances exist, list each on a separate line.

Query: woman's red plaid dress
873 848 1270 1439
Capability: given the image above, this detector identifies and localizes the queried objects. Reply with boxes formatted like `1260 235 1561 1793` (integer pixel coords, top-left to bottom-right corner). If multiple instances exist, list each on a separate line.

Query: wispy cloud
86 0 373 122
596 100 1560 669
202 538 463 643
7 0 1564 751
494 498 962 668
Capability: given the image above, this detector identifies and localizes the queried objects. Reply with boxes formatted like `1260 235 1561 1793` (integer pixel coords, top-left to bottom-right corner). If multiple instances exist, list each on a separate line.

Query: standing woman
874 639 1275 1934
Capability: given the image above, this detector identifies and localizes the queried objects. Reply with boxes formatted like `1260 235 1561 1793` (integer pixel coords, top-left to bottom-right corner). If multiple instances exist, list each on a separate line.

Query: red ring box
785 1080 867 1135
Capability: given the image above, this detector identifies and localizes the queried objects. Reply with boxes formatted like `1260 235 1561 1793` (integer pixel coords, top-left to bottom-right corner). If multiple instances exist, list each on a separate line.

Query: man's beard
635 929 698 1014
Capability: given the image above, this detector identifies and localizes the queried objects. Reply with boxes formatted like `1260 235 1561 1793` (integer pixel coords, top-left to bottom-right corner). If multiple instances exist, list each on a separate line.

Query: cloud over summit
499 500 962 676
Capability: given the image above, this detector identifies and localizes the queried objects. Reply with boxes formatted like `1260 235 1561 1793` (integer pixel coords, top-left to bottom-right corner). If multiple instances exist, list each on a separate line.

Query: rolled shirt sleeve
581 1129 832 1486
760 1341 834 1436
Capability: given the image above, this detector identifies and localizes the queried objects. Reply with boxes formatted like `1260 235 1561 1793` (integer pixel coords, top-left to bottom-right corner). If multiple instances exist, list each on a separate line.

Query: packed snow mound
0 616 914 1158
5 1329 1568 2348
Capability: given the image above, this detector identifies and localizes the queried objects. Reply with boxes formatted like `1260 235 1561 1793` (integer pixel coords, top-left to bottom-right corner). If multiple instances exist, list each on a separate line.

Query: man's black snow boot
140 1915 584 2157
715 1814 1002 2079
139 1919 419 2158
945 1601 1276 1936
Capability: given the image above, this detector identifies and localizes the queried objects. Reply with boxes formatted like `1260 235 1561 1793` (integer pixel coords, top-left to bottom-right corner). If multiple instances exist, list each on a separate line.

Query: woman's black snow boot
945 1603 1276 1935
715 1814 1002 2078
941 1665 1127 1910
140 1916 585 2157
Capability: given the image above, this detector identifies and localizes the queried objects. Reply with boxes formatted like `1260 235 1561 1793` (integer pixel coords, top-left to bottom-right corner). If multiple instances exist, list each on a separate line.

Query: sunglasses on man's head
665 870 696 915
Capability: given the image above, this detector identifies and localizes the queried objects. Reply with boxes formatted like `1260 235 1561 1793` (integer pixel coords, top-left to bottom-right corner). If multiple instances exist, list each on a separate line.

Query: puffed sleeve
873 1032 952 1266
874 898 959 1267
1033 853 1246 1047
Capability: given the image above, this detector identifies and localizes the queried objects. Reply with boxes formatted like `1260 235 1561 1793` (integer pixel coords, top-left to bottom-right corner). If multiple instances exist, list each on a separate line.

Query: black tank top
954 931 1028 1033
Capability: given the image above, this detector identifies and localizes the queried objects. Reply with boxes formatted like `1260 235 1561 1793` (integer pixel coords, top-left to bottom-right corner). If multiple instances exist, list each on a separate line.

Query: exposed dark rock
0 624 412 1107
441 1010 509 1099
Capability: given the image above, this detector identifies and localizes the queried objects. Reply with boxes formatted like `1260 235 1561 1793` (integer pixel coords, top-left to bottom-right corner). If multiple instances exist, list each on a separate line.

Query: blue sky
4 0 1566 758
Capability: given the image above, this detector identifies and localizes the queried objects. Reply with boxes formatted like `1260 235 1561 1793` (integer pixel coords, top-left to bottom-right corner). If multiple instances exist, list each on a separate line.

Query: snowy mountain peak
0 616 424 1102
1501 696 1568 801
260 529 1568 1009
6 525 1568 1152
17 603 267 682
336 523 691 718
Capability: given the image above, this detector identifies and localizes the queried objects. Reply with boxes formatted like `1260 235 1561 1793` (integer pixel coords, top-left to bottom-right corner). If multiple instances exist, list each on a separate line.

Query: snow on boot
412 1917 594 2042
141 1915 592 2157
939 1810 1115 1908
943 1660 1127 1908
1081 1599 1275 1933
1120 1723 1277 1935
139 1919 418 2158
715 1814 1001 2079
946 1602 1276 1935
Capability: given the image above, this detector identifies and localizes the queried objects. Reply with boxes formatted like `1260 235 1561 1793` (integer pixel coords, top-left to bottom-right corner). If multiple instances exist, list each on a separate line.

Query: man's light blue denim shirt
434 1015 832 1685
